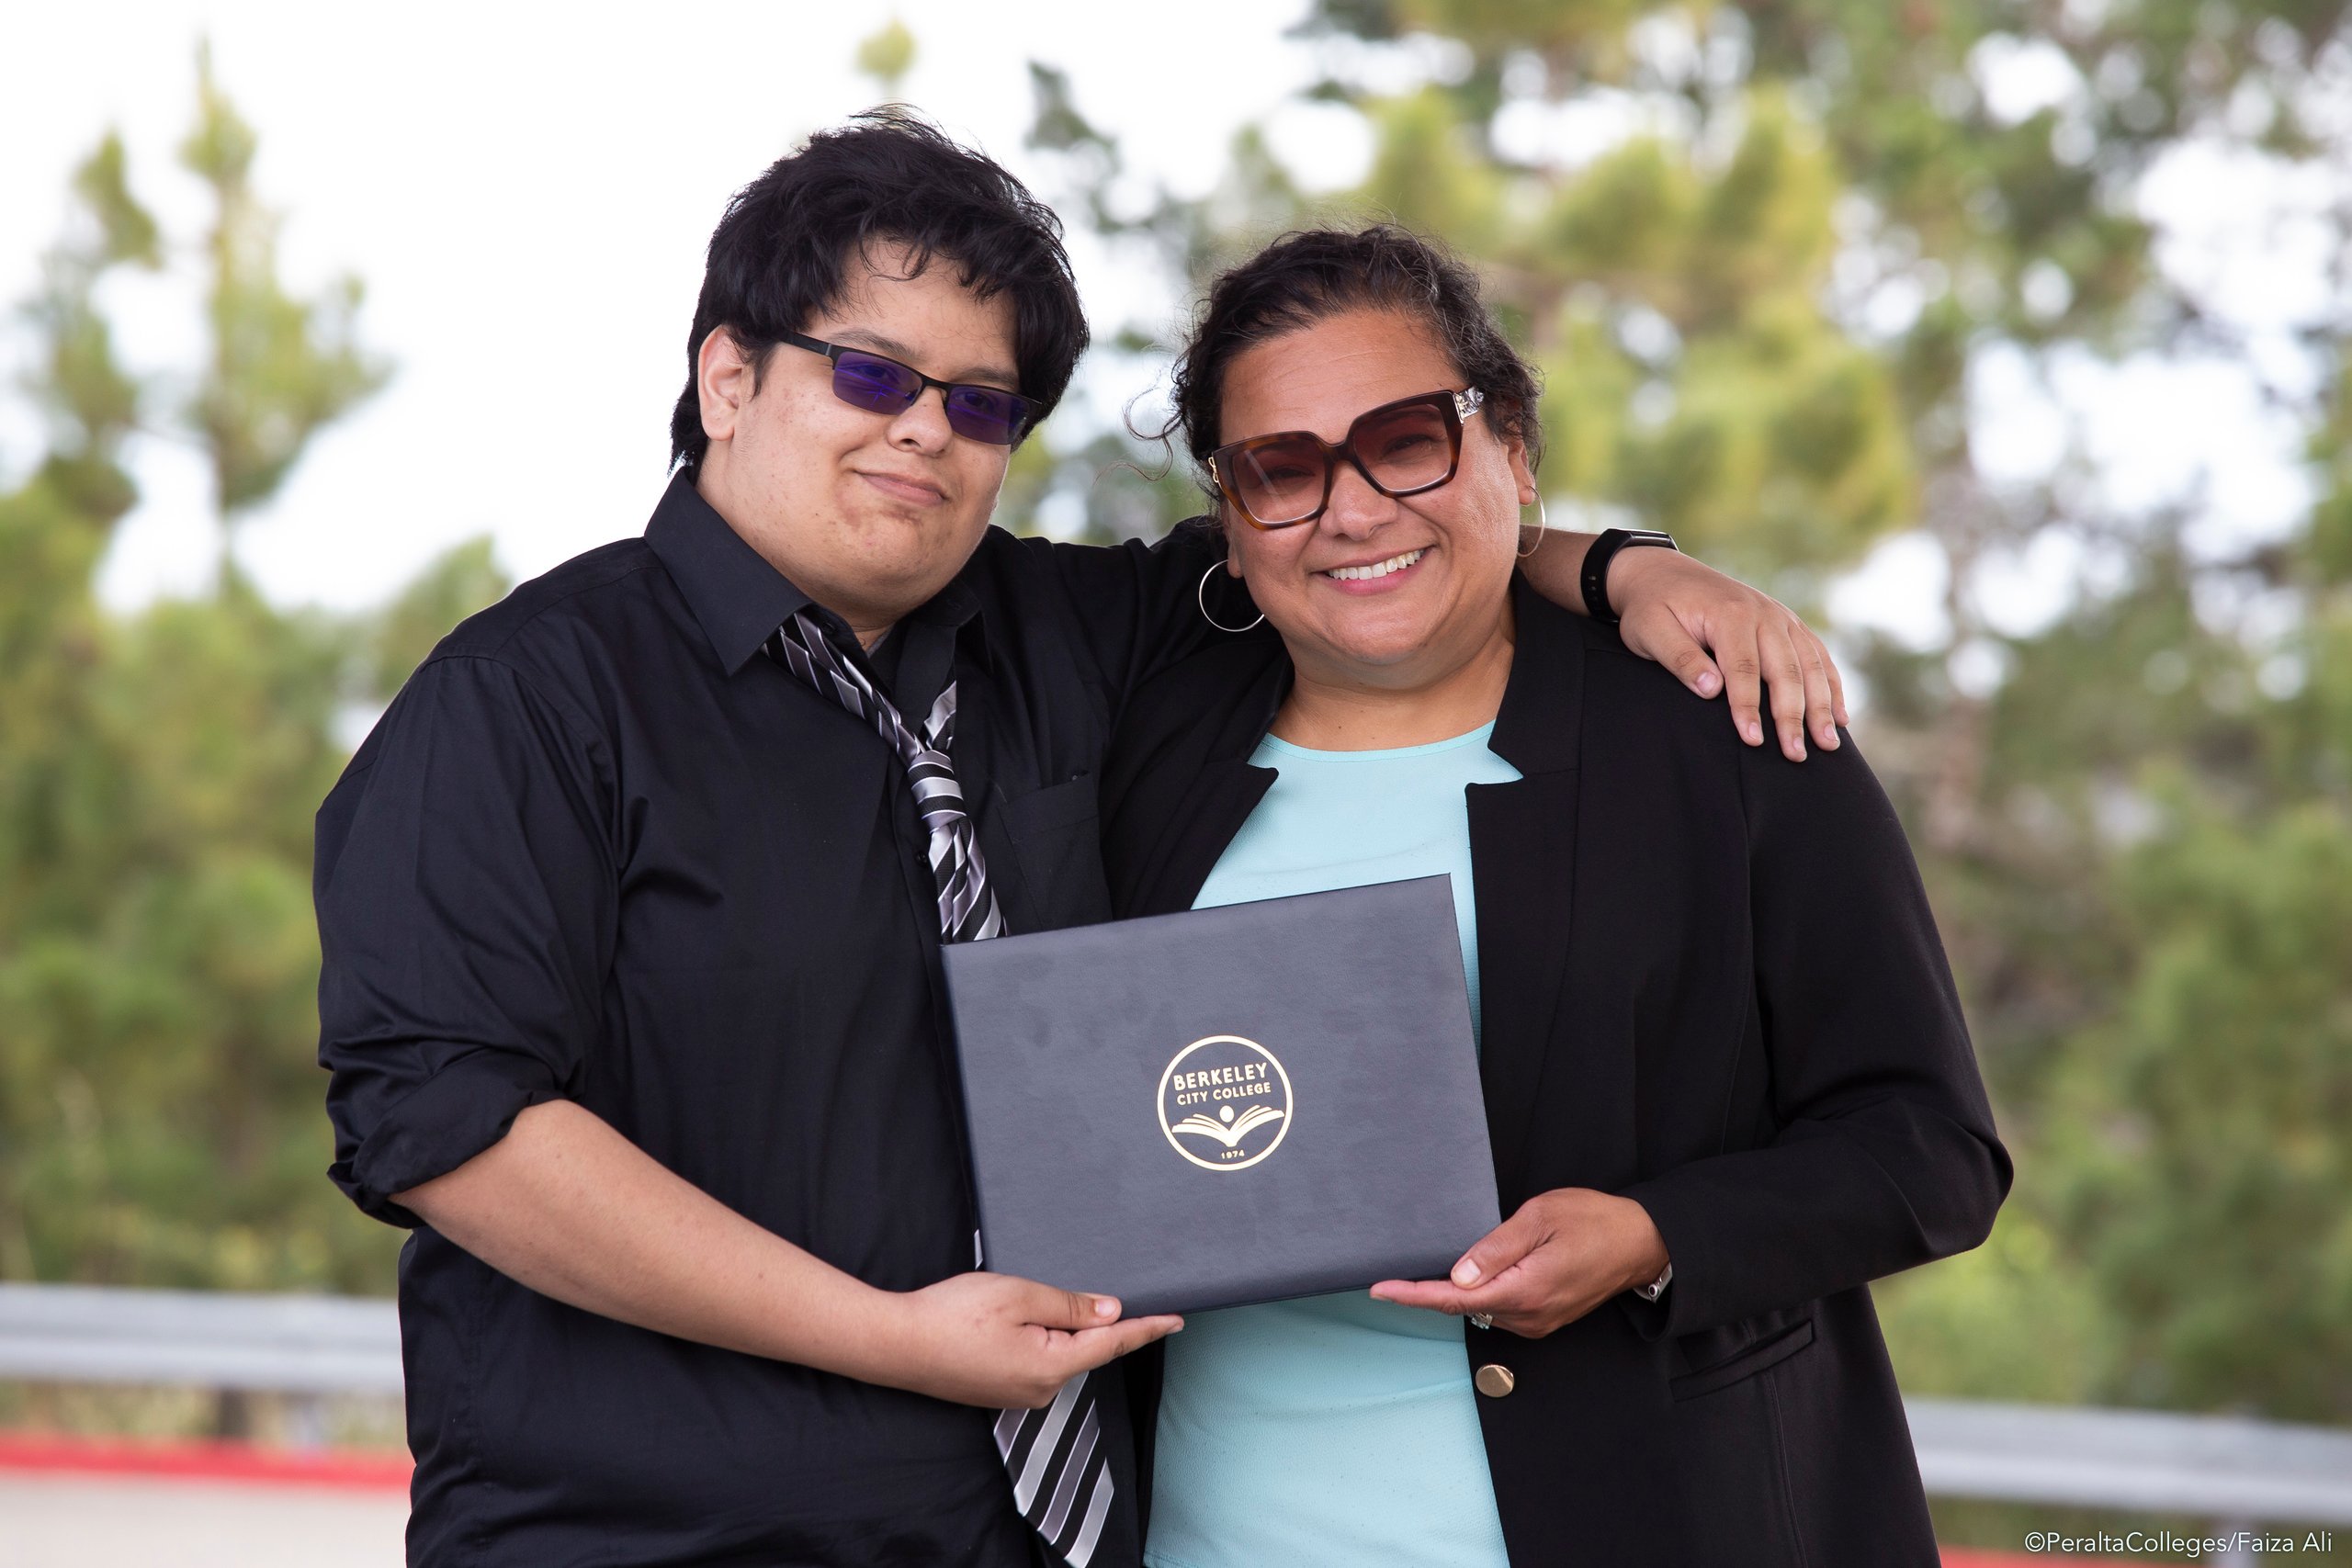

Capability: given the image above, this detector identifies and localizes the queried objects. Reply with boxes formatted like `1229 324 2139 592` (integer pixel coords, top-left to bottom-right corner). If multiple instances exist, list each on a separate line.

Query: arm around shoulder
1003 522 1235 707
1518 529 1849 761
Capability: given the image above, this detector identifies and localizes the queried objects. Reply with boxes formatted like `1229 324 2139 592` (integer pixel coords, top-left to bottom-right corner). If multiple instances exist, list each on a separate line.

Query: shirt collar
642 469 990 676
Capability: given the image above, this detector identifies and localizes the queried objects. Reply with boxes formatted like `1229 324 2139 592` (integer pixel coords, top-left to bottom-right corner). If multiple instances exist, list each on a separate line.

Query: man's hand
1369 1188 1668 1338
874 1274 1182 1408
1608 546 1846 762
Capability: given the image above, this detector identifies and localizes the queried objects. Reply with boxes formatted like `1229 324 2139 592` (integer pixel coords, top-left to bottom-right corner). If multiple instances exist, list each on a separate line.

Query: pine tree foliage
3 24 2346 1429
1013 0 2352 1420
0 63 503 1297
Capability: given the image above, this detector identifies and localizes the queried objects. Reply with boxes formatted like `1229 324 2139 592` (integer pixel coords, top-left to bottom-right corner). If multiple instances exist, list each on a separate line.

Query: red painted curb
0 1439 2168 1552
0 1432 411 1492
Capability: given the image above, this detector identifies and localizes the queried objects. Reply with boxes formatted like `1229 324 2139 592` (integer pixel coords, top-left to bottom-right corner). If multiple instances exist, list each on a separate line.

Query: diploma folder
941 875 1500 1317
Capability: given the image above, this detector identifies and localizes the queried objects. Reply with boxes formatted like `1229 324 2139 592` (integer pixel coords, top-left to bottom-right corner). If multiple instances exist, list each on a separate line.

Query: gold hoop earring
1197 561 1265 633
1516 493 1549 559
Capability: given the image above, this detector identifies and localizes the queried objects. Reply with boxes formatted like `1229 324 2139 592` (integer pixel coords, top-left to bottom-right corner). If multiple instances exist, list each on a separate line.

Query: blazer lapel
1124 653 1288 919
1149 759 1275 915
1468 579 1623 1202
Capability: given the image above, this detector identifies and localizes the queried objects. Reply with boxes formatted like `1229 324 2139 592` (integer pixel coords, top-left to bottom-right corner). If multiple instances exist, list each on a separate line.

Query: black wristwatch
1580 528 1679 625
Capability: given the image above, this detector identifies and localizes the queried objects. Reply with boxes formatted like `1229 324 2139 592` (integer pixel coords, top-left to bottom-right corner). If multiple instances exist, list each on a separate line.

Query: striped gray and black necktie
764 612 1116 1568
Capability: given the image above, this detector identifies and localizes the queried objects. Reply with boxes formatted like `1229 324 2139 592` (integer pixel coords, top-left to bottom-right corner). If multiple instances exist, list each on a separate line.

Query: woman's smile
1317 546 1430 591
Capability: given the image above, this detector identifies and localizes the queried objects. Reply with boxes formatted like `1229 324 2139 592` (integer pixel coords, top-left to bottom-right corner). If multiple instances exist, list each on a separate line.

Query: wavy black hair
1166 224 1542 489
669 109 1087 472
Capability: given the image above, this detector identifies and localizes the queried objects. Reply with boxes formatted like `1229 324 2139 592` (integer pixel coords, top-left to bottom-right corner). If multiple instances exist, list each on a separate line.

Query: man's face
694 243 1021 641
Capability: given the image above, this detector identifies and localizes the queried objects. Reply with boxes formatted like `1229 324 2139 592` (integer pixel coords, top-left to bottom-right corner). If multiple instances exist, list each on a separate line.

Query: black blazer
1098 577 2012 1567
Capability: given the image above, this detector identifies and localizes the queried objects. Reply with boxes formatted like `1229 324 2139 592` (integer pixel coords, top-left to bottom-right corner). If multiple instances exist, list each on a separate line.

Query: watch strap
1579 528 1679 626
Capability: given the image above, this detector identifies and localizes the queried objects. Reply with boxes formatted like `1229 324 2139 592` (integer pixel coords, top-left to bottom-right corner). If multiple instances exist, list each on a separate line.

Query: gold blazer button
1474 1364 1516 1398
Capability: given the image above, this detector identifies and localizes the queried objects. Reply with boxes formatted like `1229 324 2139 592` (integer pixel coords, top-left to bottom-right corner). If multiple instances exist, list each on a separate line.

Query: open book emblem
1170 1104 1287 1147
1156 1034 1295 1173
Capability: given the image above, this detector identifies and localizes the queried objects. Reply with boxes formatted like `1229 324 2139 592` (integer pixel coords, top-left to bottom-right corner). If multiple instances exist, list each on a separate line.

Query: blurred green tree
1010 0 2352 1422
0 17 2342 1452
0 62 505 1314
855 18 919 99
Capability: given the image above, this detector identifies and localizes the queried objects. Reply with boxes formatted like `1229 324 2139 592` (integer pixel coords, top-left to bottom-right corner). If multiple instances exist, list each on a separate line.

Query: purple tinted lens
831 352 921 412
945 386 1028 445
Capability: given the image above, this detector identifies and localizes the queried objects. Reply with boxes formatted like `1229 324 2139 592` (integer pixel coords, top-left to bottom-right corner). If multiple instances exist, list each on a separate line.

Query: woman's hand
867 1273 1183 1408
1370 1189 1669 1338
1606 546 1847 763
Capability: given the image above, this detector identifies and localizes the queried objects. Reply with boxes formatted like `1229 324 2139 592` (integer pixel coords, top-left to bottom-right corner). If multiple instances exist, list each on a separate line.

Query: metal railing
1908 1397 2352 1525
3 1282 2347 1529
0 1283 401 1397
0 1281 401 1449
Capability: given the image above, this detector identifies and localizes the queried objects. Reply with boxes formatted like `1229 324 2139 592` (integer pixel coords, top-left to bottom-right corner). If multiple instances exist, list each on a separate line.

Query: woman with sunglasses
1099 226 2010 1567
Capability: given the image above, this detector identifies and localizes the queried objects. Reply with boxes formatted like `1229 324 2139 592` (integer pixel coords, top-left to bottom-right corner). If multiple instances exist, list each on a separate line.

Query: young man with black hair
316 112 1847 1566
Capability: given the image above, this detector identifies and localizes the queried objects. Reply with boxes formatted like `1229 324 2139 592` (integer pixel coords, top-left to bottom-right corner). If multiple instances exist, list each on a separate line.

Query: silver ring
1468 1312 1494 1331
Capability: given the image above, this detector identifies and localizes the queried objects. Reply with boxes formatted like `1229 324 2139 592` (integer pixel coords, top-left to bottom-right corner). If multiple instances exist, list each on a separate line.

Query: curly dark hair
1166 224 1543 490
669 108 1087 472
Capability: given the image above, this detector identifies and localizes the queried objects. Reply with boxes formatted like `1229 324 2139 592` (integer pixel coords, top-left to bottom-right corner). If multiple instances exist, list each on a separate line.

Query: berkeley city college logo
1157 1034 1294 1172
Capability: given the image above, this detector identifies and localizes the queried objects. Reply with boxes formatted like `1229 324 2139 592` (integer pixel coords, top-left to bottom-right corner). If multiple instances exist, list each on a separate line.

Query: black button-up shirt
316 474 1216 1566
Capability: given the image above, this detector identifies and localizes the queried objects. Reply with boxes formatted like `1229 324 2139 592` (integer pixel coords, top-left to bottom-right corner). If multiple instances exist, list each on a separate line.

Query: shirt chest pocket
989 773 1110 932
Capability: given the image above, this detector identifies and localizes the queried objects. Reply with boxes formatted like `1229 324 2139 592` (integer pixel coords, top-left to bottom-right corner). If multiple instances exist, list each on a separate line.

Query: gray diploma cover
942 875 1501 1316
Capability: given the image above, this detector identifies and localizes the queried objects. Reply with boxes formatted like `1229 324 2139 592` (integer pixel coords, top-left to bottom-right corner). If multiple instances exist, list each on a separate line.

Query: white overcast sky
1 1 2333 652
0 0 1349 613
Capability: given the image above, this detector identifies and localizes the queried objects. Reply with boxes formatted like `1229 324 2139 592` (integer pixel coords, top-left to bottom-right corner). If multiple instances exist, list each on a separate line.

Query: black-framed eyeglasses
781 330 1041 446
1208 388 1486 529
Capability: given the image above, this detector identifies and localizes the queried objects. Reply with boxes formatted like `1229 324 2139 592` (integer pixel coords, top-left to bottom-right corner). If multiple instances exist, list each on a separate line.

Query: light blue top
1143 723 1521 1568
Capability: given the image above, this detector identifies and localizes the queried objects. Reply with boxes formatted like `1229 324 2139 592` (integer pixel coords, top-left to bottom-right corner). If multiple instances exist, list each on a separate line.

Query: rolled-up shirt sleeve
315 654 616 1226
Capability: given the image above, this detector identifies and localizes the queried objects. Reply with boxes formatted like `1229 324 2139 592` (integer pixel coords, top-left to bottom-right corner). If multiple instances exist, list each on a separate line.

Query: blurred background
2 1 2346 1562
